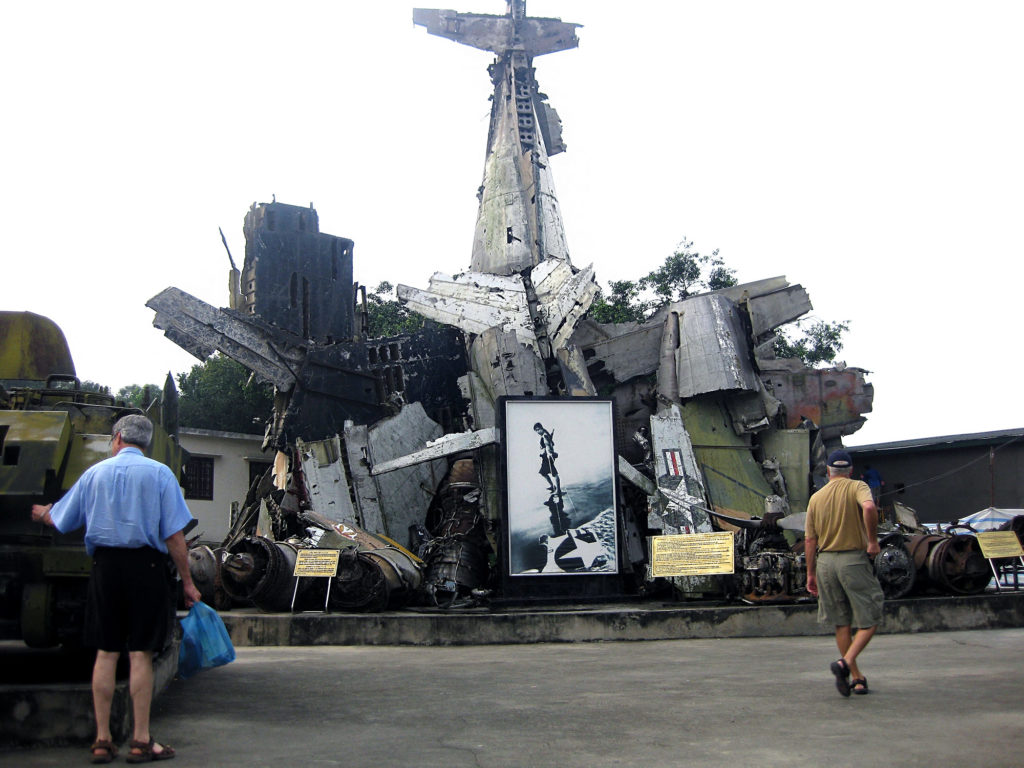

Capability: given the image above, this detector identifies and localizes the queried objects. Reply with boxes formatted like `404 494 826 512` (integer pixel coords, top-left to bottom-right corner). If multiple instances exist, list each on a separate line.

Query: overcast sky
2 1 1021 446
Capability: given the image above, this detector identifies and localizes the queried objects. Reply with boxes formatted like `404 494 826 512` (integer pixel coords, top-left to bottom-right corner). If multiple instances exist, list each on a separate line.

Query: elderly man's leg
128 650 155 745
92 650 119 756
844 625 876 680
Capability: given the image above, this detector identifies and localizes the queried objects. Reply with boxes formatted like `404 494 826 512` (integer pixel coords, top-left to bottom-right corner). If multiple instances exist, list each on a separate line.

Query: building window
248 460 273 490
184 456 215 500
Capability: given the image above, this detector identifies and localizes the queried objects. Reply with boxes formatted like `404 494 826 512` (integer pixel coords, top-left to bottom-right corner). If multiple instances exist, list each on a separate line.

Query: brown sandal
126 738 176 762
90 739 118 764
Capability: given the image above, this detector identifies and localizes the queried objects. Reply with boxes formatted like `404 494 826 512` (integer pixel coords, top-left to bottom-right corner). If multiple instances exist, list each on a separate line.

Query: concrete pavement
4 627 1022 767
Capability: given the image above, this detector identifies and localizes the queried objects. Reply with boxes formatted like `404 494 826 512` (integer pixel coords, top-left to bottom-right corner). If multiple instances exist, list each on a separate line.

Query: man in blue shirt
32 414 201 763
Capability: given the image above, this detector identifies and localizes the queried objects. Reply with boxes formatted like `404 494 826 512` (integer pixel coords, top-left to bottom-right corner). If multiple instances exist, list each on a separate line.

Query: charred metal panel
371 427 497 476
396 272 535 343
147 287 302 390
681 396 775 519
535 100 565 156
758 429 811 514
648 404 711 536
673 294 759 397
296 435 356 524
573 316 663 386
470 328 548 402
241 202 355 344
759 358 874 445
554 344 597 397
342 422 385 534
713 276 793 304
460 371 497 429
725 389 781 436
532 259 598 350
413 7 580 58
366 324 470 433
744 285 812 339
364 404 447 547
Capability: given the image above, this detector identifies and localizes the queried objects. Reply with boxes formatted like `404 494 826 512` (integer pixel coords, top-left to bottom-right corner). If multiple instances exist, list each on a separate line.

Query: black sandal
852 677 869 695
829 658 851 697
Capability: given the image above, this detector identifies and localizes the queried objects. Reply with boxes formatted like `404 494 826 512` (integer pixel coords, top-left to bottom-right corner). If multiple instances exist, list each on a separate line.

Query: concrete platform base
0 640 178 748
222 590 1024 647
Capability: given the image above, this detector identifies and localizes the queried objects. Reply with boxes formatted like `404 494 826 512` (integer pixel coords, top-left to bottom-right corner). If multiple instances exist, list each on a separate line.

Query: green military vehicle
0 311 186 647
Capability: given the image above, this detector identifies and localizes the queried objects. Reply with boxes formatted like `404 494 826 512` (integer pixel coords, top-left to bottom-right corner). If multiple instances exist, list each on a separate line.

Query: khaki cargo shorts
815 550 884 629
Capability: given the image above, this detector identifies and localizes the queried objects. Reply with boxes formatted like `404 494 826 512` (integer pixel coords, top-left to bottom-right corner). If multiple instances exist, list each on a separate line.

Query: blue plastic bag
178 601 235 679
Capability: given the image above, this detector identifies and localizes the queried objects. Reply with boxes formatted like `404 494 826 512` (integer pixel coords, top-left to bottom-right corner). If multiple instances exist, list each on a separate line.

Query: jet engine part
187 545 232 610
327 545 422 612
740 549 807 601
924 534 990 595
873 535 915 599
420 458 492 607
221 536 305 611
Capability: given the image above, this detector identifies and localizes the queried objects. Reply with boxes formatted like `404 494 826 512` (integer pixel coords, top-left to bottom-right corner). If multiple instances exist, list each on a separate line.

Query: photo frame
501 397 619 577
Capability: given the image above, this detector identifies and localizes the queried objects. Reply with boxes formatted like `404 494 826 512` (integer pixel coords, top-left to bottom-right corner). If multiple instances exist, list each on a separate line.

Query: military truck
0 311 185 647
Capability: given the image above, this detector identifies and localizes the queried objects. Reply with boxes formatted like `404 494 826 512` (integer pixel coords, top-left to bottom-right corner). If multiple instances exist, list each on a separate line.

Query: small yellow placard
293 549 341 577
976 531 1024 559
650 532 735 577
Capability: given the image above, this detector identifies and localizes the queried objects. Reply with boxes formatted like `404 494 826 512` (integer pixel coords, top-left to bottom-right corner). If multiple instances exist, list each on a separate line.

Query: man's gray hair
827 465 853 478
112 414 153 449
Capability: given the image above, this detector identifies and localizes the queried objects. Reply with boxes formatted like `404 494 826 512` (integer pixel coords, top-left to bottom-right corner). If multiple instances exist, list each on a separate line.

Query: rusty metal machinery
873 532 916 599
221 536 306 612
419 458 492 607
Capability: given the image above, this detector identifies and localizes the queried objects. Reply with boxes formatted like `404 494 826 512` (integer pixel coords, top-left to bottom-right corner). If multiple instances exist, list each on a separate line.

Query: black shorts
84 547 174 652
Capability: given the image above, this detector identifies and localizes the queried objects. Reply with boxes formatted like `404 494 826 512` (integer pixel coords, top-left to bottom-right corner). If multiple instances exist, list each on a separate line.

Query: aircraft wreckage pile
148 2 995 612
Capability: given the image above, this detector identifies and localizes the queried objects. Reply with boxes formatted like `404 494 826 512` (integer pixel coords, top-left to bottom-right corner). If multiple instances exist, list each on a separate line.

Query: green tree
589 237 847 367
773 319 850 367
590 238 737 324
365 281 425 337
176 355 273 433
116 383 164 409
637 238 737 305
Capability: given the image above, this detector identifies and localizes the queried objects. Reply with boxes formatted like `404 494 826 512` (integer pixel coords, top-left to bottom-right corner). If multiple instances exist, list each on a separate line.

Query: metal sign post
290 549 341 612
975 532 1024 591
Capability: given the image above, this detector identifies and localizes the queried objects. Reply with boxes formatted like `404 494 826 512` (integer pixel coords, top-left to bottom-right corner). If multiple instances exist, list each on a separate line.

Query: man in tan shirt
805 449 883 697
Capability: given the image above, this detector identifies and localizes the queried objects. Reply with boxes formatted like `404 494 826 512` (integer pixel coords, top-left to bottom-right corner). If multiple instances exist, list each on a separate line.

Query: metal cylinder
221 536 303 611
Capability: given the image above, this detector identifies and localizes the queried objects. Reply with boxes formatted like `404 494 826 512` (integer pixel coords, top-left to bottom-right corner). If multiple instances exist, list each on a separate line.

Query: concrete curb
220 591 1024 646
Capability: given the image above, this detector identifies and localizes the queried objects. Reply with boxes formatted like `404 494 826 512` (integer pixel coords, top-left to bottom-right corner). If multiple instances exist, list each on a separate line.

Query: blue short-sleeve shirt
49 446 193 555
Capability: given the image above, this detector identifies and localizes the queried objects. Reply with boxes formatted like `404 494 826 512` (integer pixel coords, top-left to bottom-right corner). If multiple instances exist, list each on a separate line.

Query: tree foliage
116 383 164 409
590 238 737 324
773 319 850 367
176 355 273 433
589 237 848 367
365 281 425 338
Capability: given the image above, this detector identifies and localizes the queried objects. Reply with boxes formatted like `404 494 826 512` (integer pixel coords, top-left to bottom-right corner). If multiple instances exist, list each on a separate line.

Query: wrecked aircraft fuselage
144 3 1014 615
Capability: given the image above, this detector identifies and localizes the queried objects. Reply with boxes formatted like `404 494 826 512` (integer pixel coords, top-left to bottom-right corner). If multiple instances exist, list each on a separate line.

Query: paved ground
3 627 1022 768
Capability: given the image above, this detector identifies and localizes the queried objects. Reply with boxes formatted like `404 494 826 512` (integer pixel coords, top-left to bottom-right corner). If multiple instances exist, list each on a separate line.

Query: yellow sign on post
976 531 1024 559
293 549 341 577
649 532 735 577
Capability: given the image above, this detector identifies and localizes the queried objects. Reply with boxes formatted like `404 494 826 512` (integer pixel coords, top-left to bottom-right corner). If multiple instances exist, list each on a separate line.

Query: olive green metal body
0 311 184 647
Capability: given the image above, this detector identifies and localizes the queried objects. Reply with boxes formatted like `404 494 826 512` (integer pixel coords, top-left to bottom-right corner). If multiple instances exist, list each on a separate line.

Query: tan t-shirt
805 476 874 552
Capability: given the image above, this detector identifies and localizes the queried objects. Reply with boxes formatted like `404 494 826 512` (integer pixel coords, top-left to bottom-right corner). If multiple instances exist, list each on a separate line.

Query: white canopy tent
956 507 1024 531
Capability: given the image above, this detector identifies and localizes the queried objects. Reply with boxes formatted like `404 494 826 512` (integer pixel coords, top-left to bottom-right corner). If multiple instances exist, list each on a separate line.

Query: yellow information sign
650 532 735 577
976 531 1024 559
293 549 341 577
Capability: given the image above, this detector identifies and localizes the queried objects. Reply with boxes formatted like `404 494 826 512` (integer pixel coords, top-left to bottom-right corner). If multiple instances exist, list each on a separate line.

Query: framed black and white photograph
501 398 619 576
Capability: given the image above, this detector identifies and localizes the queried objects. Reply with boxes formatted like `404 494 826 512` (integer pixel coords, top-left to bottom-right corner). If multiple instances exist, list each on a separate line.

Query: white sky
2 1 1021 446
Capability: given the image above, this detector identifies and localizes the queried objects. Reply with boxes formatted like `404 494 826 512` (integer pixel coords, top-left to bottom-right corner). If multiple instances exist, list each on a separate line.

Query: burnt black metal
242 202 355 344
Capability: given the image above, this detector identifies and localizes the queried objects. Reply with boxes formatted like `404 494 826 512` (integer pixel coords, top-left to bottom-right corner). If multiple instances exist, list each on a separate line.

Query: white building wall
178 427 269 545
